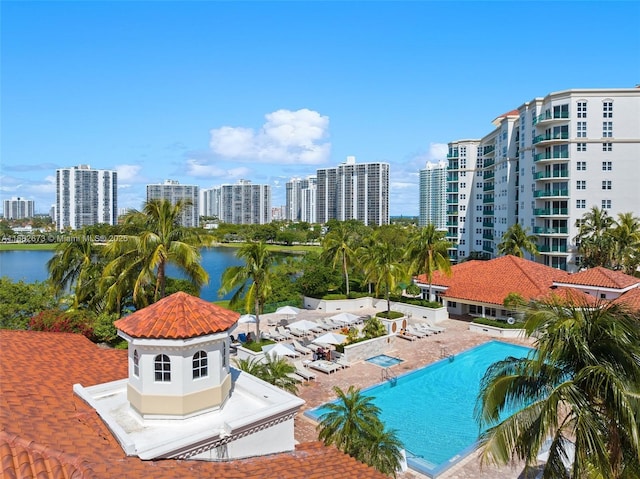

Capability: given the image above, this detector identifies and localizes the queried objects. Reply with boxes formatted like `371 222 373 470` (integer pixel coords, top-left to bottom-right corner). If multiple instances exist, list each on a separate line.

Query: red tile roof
537 286 599 307
613 287 640 311
416 255 571 306
556 267 640 290
114 291 240 339
0 329 387 479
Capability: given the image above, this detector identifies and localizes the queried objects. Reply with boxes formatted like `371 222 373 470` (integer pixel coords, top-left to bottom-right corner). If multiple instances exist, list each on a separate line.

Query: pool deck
287 315 538 479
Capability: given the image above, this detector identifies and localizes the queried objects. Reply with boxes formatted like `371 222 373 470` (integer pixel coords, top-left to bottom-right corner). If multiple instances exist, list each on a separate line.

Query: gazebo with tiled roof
113 291 240 418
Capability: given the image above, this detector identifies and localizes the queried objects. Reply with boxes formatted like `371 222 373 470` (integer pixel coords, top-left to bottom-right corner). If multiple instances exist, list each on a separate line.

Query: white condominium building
146 180 199 228
285 176 317 223
3 196 35 220
446 87 640 272
202 180 271 225
316 156 390 226
55 164 117 231
419 161 448 228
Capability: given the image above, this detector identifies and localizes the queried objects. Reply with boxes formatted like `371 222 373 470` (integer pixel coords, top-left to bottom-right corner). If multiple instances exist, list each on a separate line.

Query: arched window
154 354 171 382
193 351 208 379
133 350 139 377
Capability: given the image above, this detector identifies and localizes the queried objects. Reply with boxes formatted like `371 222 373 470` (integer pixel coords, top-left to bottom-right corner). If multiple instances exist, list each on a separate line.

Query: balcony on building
447 149 459 159
482 219 494 228
483 170 495 180
482 194 494 204
483 182 495 192
534 226 568 235
483 232 494 240
446 186 459 193
483 145 495 156
534 170 569 180
533 131 569 145
534 189 569 198
538 245 569 253
447 173 459 182
532 108 569 126
534 151 570 162
534 207 569 216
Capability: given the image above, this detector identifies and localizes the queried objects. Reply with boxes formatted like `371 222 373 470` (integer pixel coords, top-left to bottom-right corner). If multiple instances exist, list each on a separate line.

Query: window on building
603 101 613 118
460 183 466 188
577 101 587 118
476 228 482 234
602 122 613 137
602 180 612 190
476 217 482 223
576 199 586 209
460 239 466 245
577 121 587 138
476 239 482 246
602 161 612 171
576 180 586 190
577 142 587 151
460 159 466 168
577 161 586 171
460 193 466 200
460 205 466 211
602 142 612 151
133 350 139 377
154 354 171 382
192 350 208 379
602 199 612 209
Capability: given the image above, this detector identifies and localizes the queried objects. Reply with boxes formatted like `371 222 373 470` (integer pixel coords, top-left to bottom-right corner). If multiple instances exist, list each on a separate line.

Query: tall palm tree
611 212 640 274
102 199 211 311
318 385 403 477
497 223 538 258
575 206 615 269
358 229 408 313
475 299 640 479
405 224 452 302
321 221 357 295
219 241 273 338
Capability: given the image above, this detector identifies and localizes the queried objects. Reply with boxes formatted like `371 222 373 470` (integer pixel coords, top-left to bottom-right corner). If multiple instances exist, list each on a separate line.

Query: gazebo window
222 342 227 368
133 350 139 377
154 354 171 382
193 350 208 379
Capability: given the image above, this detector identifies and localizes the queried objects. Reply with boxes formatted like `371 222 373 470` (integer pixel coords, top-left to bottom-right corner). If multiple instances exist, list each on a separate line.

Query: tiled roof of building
416 255 571 306
555 266 640 290
114 291 240 339
537 286 599 306
613 287 640 311
0 330 387 479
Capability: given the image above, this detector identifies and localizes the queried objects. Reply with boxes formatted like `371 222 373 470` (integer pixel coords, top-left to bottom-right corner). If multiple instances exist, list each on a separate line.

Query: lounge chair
418 322 445 334
276 326 294 339
262 330 286 342
291 340 313 355
315 320 334 331
407 325 431 338
308 359 342 374
396 331 418 341
321 318 340 330
292 361 317 380
333 353 351 368
288 327 307 338
287 372 303 383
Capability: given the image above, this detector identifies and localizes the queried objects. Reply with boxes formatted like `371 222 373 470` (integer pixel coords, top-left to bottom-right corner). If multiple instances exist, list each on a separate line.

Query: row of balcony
534 189 569 198
534 151 570 162
533 110 569 125
534 171 569 180
532 131 569 144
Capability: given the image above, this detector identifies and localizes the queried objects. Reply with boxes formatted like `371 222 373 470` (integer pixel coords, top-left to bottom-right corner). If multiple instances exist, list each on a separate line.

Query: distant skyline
2 1 639 216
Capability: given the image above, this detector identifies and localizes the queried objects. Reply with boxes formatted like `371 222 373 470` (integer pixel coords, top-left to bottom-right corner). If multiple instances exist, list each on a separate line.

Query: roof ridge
508 256 551 297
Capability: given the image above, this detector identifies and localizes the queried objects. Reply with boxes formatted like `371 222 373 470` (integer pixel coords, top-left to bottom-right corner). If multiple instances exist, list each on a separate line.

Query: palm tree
497 223 538 258
233 355 298 394
475 299 640 479
318 385 403 477
575 206 615 269
321 221 357 295
358 229 408 313
102 199 211 311
611 212 640 274
219 241 273 338
405 224 452 302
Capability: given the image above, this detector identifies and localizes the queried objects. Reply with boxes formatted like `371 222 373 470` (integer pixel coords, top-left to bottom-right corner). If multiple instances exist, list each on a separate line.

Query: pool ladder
381 367 397 386
440 346 455 362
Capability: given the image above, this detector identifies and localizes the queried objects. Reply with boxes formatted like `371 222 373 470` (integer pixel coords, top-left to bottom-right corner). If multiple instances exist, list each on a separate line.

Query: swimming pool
366 354 404 368
305 340 533 478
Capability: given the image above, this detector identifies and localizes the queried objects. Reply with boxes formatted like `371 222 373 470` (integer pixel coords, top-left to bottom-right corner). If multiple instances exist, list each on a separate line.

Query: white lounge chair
333 353 351 368
396 331 418 341
292 361 317 380
308 359 342 374
291 340 313 355
276 326 294 339
288 327 307 338
418 322 445 334
407 325 431 338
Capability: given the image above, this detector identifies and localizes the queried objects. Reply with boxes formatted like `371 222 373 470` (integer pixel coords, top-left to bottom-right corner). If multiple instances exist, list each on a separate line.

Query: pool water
366 354 404 367
306 341 533 477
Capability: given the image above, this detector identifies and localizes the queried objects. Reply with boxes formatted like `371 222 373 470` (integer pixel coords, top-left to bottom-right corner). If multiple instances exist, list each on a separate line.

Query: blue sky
2 1 639 217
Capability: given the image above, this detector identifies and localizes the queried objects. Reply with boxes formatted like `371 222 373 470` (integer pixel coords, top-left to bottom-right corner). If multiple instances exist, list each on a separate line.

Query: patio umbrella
262 343 300 358
287 319 321 333
312 332 347 345
238 314 257 324
275 305 301 320
329 312 359 325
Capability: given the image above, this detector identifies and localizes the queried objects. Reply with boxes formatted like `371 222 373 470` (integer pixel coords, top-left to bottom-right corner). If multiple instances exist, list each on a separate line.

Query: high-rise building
146 180 199 228
285 176 317 223
55 164 117 231
202 180 271 225
446 87 640 271
418 161 447 228
3 197 35 220
316 156 389 226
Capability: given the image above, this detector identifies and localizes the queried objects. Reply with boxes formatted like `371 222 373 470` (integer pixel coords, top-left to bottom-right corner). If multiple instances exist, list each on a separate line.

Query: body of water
0 247 245 302
306 341 533 477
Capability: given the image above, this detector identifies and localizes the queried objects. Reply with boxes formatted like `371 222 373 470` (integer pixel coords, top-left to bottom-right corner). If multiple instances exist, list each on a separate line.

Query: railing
534 227 568 234
533 110 569 125
534 189 569 198
381 367 397 385
538 245 568 253
534 171 569 179
534 208 569 216
534 152 570 162
533 132 569 144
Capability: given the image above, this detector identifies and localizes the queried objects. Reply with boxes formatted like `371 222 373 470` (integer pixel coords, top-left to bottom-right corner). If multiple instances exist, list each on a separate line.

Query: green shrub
376 310 404 320
322 293 347 300
472 317 523 329
242 339 275 352
29 309 95 339
347 291 370 299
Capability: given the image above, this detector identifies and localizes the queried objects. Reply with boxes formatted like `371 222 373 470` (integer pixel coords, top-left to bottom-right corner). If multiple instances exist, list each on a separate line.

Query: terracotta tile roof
537 286 599 307
114 291 240 339
416 255 570 306
0 330 387 479
613 287 640 311
556 267 640 290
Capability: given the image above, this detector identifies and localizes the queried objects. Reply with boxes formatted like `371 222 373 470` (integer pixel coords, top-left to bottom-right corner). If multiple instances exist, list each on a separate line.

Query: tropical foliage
476 299 640 479
405 224 451 302
317 385 403 477
321 220 359 295
497 223 538 258
0 278 57 329
219 241 274 338
233 355 298 394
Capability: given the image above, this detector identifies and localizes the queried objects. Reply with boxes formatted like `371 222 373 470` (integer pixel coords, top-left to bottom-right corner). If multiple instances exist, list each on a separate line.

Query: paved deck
282 316 538 479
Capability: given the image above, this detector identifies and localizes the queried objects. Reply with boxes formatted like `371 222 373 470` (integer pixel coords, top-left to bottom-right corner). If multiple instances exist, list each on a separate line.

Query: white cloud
116 164 145 183
185 159 251 181
427 142 448 162
209 109 331 165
